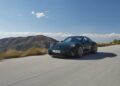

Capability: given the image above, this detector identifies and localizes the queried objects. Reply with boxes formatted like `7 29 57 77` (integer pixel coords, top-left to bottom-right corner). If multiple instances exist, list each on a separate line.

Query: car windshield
63 37 83 43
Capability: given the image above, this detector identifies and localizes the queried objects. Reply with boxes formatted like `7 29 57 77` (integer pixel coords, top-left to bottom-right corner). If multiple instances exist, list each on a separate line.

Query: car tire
77 46 83 57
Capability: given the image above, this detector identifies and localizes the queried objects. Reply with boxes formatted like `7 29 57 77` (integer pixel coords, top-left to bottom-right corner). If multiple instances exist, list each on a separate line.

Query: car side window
87 38 92 43
64 38 72 42
83 37 89 43
72 37 82 42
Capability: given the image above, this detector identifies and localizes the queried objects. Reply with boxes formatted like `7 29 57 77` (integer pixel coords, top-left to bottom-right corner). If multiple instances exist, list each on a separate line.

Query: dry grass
97 43 114 47
21 47 48 57
97 42 120 47
0 49 22 60
0 48 48 60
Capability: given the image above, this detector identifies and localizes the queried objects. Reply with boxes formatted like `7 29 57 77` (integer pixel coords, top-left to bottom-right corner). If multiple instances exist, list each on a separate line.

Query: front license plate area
52 50 61 53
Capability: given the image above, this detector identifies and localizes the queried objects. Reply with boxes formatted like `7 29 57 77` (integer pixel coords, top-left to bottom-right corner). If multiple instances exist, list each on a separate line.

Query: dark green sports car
48 36 97 57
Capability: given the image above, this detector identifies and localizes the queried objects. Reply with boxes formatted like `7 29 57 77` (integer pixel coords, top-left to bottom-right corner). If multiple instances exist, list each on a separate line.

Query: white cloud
0 32 120 42
31 11 35 14
31 11 46 19
36 12 45 18
81 33 120 42
81 33 120 39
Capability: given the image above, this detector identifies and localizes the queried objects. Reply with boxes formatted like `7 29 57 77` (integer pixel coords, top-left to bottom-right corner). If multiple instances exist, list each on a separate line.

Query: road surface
0 45 120 86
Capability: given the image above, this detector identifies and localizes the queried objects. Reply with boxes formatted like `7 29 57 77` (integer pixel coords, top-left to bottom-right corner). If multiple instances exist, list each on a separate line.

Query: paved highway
0 45 120 86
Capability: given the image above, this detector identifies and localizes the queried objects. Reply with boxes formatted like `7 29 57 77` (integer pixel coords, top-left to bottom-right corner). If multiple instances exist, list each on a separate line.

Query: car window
83 37 89 43
63 37 83 42
87 38 92 42
63 37 72 42
72 37 82 42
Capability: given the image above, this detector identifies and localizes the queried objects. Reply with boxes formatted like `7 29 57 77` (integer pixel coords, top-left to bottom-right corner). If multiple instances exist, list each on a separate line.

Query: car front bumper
48 48 73 57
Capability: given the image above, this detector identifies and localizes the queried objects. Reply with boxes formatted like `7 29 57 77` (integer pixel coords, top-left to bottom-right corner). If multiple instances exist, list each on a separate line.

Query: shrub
0 48 48 60
0 49 22 59
97 43 113 47
112 39 120 44
22 47 48 57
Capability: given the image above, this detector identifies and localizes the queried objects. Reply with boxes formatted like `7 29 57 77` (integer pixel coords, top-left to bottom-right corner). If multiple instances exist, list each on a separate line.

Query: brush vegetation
97 39 120 47
0 47 48 60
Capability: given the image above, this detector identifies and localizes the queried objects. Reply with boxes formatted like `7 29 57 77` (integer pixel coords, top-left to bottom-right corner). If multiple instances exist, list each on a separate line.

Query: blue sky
0 0 120 42
0 0 120 33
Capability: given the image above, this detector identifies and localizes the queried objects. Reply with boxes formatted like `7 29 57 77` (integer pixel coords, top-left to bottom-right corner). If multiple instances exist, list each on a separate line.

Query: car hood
51 42 72 49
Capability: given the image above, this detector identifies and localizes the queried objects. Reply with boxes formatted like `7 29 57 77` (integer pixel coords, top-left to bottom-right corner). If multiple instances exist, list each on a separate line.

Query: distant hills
0 35 57 52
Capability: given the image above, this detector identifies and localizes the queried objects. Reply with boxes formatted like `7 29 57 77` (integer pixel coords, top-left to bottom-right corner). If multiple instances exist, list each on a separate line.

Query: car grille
53 44 69 50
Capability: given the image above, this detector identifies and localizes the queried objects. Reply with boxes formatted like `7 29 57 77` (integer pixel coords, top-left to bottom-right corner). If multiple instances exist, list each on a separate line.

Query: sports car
48 36 97 57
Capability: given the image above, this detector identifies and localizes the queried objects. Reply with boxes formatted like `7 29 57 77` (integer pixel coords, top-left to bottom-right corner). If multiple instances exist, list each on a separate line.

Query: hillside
0 35 57 52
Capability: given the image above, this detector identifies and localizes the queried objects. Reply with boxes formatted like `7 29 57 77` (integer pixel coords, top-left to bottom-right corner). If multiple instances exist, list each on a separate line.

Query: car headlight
70 44 75 47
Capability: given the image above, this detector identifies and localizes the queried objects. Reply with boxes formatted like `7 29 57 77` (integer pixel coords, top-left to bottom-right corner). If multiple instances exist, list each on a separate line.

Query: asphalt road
0 45 120 86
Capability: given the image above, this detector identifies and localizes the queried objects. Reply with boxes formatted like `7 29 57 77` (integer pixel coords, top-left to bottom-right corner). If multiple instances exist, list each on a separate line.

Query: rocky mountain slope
0 35 57 52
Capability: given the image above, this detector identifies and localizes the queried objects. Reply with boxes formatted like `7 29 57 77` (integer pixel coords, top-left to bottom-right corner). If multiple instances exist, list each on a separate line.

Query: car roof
67 36 87 38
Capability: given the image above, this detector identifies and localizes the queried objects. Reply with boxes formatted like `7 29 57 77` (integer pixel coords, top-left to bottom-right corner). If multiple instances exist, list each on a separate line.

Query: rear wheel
77 46 83 57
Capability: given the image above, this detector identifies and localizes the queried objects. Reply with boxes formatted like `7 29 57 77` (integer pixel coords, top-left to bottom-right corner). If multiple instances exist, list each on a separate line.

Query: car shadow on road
52 52 117 60
79 52 117 60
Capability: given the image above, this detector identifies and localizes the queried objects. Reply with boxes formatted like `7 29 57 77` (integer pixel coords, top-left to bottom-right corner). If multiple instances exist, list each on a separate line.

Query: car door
82 37 91 52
